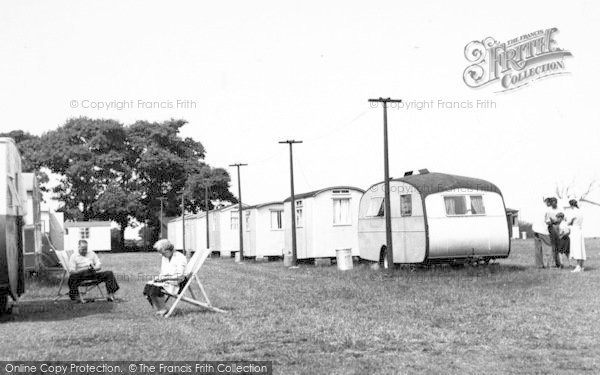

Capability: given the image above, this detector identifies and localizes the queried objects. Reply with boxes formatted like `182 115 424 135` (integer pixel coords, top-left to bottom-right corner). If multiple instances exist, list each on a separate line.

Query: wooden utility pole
279 140 302 266
229 163 247 261
158 197 167 239
368 97 402 269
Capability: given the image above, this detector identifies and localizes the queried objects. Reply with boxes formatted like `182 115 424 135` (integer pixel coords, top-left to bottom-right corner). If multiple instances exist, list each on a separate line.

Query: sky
1 0 599 233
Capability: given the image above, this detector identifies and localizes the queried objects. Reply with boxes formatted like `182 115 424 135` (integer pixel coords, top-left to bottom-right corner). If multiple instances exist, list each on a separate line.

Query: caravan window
444 195 486 216
366 197 385 217
270 210 283 230
444 196 467 215
333 198 351 225
400 194 412 217
470 195 486 215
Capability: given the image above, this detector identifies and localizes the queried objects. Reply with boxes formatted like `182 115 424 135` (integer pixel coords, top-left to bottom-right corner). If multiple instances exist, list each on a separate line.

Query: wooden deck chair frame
164 249 226 317
53 250 105 301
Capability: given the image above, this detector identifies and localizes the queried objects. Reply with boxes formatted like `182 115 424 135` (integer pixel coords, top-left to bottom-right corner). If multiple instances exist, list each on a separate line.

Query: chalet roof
248 201 284 209
64 221 111 228
284 186 365 202
167 203 251 223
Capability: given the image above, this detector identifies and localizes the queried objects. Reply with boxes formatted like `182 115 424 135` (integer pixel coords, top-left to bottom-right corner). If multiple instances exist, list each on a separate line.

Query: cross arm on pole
368 98 402 103
278 140 303 144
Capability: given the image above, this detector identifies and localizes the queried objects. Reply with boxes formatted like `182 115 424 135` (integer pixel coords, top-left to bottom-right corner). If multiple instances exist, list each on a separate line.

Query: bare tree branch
555 177 599 200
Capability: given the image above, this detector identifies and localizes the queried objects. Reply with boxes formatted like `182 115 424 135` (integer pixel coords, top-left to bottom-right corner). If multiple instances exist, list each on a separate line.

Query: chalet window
270 210 283 230
295 200 304 227
230 212 239 230
79 227 90 239
444 196 467 215
333 198 351 225
470 195 486 215
367 197 385 217
400 194 412 217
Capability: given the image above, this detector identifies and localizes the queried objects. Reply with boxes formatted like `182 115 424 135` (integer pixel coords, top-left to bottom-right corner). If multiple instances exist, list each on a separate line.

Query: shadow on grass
25 271 65 287
0 299 116 323
357 263 529 276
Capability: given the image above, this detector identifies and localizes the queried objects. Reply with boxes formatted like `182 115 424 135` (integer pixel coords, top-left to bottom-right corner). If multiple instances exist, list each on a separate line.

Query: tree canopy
2 117 237 245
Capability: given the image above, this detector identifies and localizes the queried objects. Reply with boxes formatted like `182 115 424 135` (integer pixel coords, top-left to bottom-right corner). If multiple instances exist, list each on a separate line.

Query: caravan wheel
379 246 389 270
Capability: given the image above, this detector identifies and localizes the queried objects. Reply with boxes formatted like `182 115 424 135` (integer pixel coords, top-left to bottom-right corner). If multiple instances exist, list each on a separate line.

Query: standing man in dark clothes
544 197 562 268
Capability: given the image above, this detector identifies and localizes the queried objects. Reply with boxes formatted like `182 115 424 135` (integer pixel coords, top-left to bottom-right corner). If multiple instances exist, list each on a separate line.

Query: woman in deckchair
143 239 188 315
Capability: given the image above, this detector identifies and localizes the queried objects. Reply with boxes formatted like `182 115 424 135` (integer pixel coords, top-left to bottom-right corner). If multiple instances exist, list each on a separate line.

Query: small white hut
64 221 112 252
283 186 365 260
167 213 197 252
243 202 285 258
210 203 250 257
167 212 212 253
169 204 251 257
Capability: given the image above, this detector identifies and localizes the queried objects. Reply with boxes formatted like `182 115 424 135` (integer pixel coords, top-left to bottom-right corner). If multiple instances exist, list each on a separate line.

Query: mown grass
1 239 599 374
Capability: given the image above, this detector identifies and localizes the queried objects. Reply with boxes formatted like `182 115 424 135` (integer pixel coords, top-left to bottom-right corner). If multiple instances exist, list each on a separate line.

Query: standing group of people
533 198 586 272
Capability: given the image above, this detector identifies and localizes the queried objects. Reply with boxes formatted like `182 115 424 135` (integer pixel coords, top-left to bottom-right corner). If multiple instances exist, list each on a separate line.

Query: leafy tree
93 182 143 249
126 119 237 243
39 117 131 221
4 117 238 245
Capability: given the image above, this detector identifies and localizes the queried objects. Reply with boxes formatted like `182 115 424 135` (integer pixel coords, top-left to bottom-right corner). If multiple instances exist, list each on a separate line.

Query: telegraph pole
158 197 167 239
279 140 302 267
229 163 247 261
368 97 402 269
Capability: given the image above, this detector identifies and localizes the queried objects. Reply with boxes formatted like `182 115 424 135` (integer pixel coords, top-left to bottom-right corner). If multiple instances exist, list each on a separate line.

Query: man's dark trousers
68 270 120 300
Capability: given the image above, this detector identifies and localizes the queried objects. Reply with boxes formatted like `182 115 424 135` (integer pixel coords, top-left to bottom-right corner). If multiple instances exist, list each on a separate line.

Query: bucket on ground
521 231 527 240
283 249 293 267
234 251 241 262
336 248 353 271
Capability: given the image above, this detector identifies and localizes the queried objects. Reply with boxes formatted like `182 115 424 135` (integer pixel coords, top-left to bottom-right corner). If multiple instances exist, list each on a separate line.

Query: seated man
68 239 119 302
143 239 187 315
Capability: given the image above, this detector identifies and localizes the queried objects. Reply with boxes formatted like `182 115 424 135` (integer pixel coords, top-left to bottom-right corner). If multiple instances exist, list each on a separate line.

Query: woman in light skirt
567 199 586 272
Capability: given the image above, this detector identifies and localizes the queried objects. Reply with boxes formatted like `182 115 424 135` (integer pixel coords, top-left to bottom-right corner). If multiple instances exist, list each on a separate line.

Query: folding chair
164 249 226 317
53 250 105 301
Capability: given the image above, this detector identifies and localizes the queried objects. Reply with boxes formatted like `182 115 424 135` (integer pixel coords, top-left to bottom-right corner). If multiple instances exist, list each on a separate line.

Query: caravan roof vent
418 168 430 174
404 171 414 176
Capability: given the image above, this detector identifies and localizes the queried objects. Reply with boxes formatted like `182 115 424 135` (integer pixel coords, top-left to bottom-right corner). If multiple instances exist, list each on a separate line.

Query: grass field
1 239 599 374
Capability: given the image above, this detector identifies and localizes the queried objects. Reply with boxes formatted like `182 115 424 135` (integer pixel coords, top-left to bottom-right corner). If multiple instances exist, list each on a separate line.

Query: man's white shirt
68 251 101 272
